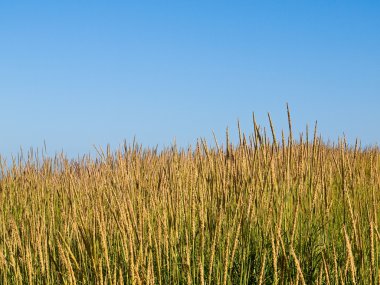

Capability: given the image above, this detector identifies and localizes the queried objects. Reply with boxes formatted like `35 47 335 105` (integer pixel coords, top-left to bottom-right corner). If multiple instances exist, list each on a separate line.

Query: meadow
0 110 379 284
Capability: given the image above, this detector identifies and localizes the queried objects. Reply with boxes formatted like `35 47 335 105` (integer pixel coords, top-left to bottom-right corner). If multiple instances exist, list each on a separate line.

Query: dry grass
0 111 379 284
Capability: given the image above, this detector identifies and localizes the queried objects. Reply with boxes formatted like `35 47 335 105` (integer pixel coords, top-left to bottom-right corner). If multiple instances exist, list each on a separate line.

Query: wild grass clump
0 109 379 284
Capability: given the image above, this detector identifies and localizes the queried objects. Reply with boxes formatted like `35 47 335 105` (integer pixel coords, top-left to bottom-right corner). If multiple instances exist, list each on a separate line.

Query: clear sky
1 1 379 158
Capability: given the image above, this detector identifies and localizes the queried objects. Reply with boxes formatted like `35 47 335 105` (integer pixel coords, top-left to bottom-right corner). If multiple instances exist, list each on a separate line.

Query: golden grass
0 112 379 284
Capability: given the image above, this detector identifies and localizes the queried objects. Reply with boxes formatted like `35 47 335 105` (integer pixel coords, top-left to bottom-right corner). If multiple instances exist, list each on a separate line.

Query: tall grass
0 111 379 284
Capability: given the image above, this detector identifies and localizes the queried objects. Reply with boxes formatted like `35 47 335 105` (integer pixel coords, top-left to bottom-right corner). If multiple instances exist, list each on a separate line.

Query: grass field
0 110 379 284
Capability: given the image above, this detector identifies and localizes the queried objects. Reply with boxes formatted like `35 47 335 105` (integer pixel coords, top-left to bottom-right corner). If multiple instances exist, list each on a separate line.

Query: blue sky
0 1 379 158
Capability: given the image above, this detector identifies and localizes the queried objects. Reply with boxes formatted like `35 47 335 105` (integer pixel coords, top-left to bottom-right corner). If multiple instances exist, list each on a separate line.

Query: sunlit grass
0 110 379 284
